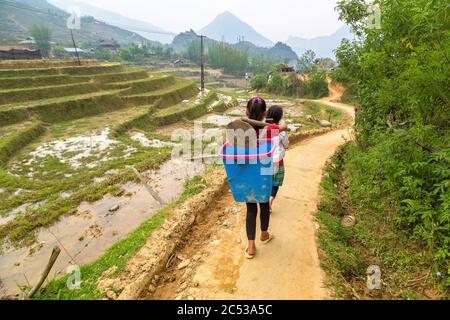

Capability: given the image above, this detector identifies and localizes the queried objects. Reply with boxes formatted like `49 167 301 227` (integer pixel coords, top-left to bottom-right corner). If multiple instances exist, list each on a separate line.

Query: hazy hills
0 0 151 46
287 26 353 58
199 11 352 59
48 0 175 44
1 1 352 60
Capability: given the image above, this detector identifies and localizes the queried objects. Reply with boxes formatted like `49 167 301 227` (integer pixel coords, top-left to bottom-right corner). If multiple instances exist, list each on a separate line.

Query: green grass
153 90 218 126
32 174 209 300
0 121 46 167
86 69 148 84
0 63 123 78
0 69 148 90
0 74 85 90
0 90 126 126
104 75 174 91
0 59 98 70
0 82 99 105
302 100 346 126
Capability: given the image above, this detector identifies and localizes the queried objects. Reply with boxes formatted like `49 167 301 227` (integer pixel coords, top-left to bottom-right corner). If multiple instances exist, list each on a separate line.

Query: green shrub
266 72 284 94
284 73 305 96
333 0 449 278
250 73 268 91
305 71 329 98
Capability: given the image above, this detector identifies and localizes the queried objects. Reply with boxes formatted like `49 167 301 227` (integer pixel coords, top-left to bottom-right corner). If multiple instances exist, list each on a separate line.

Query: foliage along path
149 94 356 300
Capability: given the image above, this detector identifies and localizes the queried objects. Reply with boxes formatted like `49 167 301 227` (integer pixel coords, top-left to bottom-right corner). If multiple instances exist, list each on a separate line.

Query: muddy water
205 115 233 127
0 158 205 297
130 132 177 148
13 128 136 174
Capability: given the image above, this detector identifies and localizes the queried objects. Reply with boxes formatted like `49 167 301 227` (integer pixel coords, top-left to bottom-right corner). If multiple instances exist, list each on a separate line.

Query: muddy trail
145 99 355 300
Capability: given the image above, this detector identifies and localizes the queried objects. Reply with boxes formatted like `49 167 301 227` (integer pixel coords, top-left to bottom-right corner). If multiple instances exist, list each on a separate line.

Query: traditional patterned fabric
272 163 285 187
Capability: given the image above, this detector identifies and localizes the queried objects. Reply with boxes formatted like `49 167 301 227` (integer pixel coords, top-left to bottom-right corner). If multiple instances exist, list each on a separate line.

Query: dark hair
246 96 267 121
266 105 283 124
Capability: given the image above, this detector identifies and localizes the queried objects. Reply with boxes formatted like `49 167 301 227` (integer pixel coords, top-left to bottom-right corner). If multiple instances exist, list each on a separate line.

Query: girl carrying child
243 97 287 259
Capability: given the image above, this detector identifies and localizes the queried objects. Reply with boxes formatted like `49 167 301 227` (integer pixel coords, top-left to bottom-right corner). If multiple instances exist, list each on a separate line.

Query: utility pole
70 29 81 66
200 35 205 93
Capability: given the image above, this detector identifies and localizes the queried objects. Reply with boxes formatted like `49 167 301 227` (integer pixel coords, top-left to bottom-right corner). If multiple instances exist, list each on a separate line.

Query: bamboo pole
27 246 61 299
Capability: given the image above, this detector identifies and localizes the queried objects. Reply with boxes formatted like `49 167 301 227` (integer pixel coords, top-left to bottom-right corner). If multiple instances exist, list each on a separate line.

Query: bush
266 72 284 94
284 73 304 96
334 0 450 279
305 71 329 98
250 73 268 91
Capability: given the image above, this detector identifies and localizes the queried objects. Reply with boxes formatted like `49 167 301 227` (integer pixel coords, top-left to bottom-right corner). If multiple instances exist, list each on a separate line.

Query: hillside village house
18 37 36 45
0 45 41 60
63 47 86 58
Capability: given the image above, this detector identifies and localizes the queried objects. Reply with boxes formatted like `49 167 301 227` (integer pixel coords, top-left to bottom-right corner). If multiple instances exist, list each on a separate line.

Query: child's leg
269 186 279 213
259 202 271 240
271 186 280 198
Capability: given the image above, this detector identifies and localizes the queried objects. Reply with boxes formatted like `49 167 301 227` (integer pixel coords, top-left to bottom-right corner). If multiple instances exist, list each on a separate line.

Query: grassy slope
317 145 447 300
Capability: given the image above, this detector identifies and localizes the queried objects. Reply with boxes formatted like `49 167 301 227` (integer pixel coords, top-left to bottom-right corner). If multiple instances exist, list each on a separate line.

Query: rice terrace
0 58 348 298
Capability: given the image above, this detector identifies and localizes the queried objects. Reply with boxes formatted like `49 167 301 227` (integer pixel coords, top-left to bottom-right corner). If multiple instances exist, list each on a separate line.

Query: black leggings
246 202 270 241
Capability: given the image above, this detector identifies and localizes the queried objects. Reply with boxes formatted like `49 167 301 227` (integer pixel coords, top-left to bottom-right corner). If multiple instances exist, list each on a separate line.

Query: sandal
245 246 255 259
260 231 274 244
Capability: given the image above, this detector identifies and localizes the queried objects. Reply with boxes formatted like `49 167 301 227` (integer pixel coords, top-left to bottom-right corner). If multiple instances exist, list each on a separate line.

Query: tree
298 50 317 74
52 46 66 58
184 40 201 64
29 24 52 58
206 43 248 76
249 55 276 74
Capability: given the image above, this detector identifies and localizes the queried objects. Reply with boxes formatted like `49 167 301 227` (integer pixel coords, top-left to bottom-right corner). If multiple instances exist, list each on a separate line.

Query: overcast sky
74 0 344 41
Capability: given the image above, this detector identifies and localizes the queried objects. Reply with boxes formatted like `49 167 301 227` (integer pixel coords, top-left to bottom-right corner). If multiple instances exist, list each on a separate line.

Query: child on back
266 105 289 213
242 97 287 259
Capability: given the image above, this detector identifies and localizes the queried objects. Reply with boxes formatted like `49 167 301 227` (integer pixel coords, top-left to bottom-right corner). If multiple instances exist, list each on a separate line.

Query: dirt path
148 99 355 300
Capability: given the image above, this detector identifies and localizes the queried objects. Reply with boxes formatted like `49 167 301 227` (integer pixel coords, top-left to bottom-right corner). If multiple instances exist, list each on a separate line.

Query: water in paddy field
0 158 206 298
130 132 177 148
205 115 233 127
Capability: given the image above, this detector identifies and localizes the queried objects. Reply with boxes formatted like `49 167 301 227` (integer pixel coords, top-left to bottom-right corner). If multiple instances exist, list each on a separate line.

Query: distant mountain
0 0 150 46
48 0 174 44
234 41 298 68
171 29 217 53
269 42 298 64
287 26 354 59
199 11 274 48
